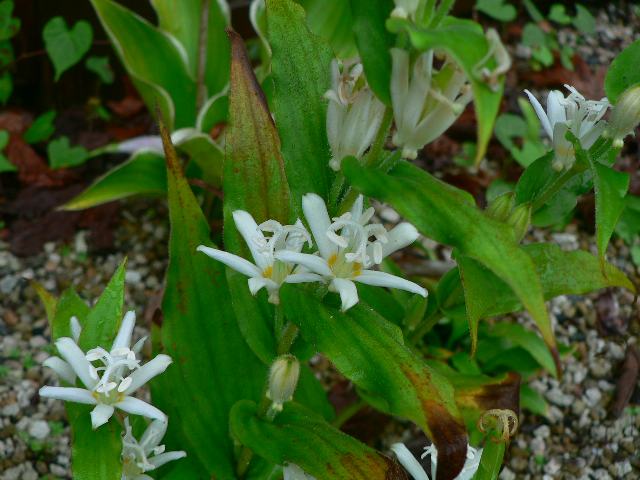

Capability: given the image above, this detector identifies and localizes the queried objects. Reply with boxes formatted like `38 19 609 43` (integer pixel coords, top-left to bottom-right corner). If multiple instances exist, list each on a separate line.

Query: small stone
585 387 602 407
125 270 142 284
28 420 50 440
534 425 551 439
0 275 18 294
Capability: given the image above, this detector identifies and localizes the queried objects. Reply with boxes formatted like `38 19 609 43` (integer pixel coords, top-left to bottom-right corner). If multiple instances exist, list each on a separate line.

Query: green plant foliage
85 55 114 84
605 39 640 103
231 401 406 479
24 110 56 144
280 285 469 480
343 158 560 372
0 129 15 172
573 4 596 34
149 121 266 478
475 0 516 22
266 0 333 210
299 0 357 59
474 439 506 480
388 17 504 163
0 0 19 41
548 4 572 24
350 0 394 105
47 137 90 170
43 17 93 81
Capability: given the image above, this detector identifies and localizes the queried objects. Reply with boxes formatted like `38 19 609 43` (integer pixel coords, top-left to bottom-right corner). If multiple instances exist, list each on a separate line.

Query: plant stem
365 106 394 168
530 162 587 213
196 0 211 111
277 321 299 355
274 305 284 338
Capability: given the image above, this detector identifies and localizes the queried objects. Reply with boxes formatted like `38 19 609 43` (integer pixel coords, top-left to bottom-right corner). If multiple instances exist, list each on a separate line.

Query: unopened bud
267 354 300 412
507 203 531 242
607 85 640 147
485 192 514 222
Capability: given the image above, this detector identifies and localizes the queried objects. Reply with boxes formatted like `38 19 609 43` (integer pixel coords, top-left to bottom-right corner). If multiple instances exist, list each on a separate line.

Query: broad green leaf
31 282 58 322
196 90 228 133
24 110 56 144
605 39 640 103
615 195 640 243
63 151 166 210
490 323 555 376
231 401 407 480
474 440 505 480
548 4 571 24
43 17 93 81
150 120 265 478
299 0 357 59
266 0 333 210
0 0 19 41
343 158 560 373
475 0 516 22
573 5 596 34
90 0 196 129
280 285 469 480
350 0 394 105
85 55 114 84
0 71 11 104
514 152 560 206
150 0 230 97
520 384 548 417
47 136 89 170
49 289 90 340
0 129 13 172
388 18 504 163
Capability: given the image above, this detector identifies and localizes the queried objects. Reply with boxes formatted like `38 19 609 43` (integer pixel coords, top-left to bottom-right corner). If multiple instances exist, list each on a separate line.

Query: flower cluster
391 442 482 480
524 85 609 171
40 312 185 476
198 194 427 311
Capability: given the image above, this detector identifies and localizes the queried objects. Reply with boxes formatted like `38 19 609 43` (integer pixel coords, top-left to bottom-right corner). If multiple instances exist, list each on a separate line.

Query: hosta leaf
266 0 333 210
350 0 394 105
90 0 196 129
280 285 469 480
150 0 230 96
343 158 560 374
62 151 166 210
605 39 640 103
150 120 265 478
231 401 408 480
388 18 504 163
43 17 92 81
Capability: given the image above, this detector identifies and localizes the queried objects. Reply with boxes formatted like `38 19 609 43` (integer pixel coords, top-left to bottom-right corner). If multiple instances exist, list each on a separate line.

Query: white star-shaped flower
391 442 482 480
40 311 171 429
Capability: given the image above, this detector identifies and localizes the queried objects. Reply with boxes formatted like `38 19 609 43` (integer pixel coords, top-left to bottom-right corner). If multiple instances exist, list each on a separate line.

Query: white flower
391 443 482 480
524 85 609 170
275 194 427 311
325 59 385 171
391 48 472 160
283 463 316 480
40 311 171 429
390 0 420 21
121 417 186 480
607 84 640 147
197 211 323 304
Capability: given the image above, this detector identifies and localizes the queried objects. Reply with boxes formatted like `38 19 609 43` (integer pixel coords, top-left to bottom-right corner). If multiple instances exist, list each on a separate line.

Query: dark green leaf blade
280 285 468 480
605 39 640 103
231 400 408 480
266 0 333 209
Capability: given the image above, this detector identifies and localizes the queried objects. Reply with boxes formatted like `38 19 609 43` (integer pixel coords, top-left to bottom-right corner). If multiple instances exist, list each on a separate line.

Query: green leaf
0 71 11 104
299 0 357 59
31 282 58 322
197 91 228 133
150 120 265 478
521 23 546 48
491 323 555 375
573 4 596 34
0 129 13 172
43 17 93 81
475 0 516 22
231 401 405 480
85 55 114 84
47 136 89 169
24 110 56 144
90 0 196 129
350 0 394 105
150 0 230 97
343 158 560 373
389 18 504 163
280 285 469 480
548 4 571 24
0 0 20 41
49 289 90 340
266 0 333 210
605 39 640 103
62 151 167 210
474 440 505 480
520 384 548 417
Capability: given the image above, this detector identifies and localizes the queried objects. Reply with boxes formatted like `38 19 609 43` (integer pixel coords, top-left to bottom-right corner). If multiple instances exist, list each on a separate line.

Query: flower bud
507 203 531 242
607 85 640 147
267 354 300 411
485 192 514 222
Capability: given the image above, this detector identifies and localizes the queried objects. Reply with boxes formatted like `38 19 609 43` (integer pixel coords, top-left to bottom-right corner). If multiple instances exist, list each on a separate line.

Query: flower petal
232 210 271 270
39 386 96 404
116 396 166 422
90 403 115 429
355 270 427 297
546 90 567 129
70 316 82 343
197 246 262 278
391 443 429 480
148 451 187 469
284 273 325 284
302 193 336 259
123 354 172 395
55 337 98 389
275 251 333 277
111 310 136 351
42 357 76 385
524 89 553 139
331 278 359 311
380 223 419 259
140 419 168 452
